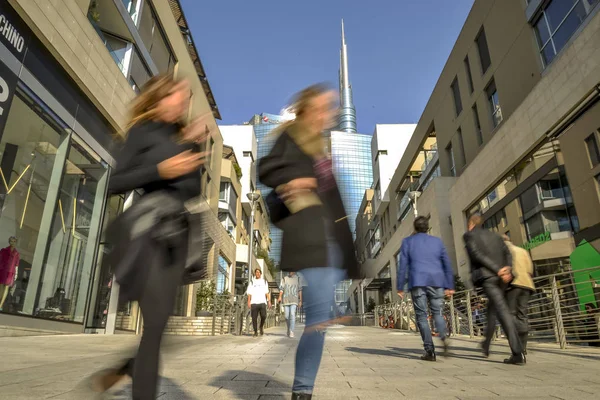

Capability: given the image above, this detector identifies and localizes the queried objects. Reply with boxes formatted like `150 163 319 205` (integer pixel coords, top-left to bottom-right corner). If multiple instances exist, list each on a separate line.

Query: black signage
0 57 18 136
0 1 30 62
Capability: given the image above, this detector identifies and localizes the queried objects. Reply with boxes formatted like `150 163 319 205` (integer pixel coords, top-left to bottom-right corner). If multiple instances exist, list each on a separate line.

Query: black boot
478 341 490 358
420 350 436 362
291 393 312 400
503 353 526 365
519 333 528 355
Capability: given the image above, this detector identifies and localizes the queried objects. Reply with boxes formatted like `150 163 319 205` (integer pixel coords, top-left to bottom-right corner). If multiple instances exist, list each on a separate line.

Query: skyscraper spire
338 19 357 133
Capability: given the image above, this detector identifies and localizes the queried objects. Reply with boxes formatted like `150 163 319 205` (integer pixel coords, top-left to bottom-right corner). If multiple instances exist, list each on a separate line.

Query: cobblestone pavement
0 325 599 399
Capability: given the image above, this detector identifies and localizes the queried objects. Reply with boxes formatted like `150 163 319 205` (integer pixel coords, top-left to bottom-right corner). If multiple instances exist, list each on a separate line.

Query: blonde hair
126 74 185 131
277 83 333 157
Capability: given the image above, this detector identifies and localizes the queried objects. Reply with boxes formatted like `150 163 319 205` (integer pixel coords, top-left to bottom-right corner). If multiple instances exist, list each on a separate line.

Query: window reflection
35 139 107 322
0 92 63 315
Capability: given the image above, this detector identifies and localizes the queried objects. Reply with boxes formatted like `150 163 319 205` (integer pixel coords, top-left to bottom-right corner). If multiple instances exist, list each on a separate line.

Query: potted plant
195 280 215 316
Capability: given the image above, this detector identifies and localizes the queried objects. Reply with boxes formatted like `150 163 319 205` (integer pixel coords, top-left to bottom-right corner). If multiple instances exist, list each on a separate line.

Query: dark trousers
122 246 185 400
507 287 531 335
251 303 267 333
481 277 523 356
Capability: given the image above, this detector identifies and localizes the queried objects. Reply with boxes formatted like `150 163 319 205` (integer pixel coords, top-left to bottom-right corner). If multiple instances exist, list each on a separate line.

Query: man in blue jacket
397 216 455 361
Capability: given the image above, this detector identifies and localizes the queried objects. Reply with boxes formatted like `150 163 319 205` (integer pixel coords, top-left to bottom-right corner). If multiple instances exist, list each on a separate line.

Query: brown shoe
90 369 128 393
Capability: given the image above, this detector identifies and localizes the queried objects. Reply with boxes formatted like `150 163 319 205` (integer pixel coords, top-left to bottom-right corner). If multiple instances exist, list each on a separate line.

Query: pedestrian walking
91 74 211 399
258 83 360 400
396 216 455 361
463 214 525 365
502 234 535 355
279 271 303 337
247 268 271 337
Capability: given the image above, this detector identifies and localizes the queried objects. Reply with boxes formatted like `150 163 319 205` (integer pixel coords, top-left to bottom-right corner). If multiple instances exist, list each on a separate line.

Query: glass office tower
330 131 373 236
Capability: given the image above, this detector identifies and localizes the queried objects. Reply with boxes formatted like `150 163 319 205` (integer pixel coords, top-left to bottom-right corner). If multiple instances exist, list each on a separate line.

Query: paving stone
0 325 598 399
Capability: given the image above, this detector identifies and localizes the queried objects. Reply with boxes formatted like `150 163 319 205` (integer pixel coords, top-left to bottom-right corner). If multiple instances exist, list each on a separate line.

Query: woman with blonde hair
259 83 360 399
92 74 209 399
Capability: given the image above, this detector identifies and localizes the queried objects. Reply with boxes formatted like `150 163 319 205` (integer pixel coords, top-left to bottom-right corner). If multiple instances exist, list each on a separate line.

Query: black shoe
253 332 258 338
503 353 526 365
260 329 264 336
291 393 312 400
479 341 490 358
420 351 436 362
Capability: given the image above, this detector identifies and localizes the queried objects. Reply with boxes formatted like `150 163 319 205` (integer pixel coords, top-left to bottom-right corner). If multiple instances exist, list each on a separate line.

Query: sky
180 0 475 134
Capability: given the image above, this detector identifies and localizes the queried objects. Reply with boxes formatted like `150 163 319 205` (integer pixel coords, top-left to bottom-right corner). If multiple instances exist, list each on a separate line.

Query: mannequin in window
0 237 20 310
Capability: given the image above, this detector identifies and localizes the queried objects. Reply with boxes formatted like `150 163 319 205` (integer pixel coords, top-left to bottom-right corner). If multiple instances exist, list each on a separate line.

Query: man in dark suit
397 216 455 361
463 214 525 365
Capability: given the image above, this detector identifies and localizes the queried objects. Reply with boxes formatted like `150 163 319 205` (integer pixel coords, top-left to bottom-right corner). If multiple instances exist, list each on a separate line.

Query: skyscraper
338 19 357 133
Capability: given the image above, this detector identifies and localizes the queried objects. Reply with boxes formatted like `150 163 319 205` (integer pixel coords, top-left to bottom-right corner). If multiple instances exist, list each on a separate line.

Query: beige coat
506 241 535 291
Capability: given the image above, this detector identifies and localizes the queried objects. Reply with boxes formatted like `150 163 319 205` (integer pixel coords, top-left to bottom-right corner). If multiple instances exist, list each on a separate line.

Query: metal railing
374 266 600 349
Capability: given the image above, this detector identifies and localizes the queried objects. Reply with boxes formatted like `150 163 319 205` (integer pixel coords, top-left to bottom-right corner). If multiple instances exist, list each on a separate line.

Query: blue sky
181 0 474 134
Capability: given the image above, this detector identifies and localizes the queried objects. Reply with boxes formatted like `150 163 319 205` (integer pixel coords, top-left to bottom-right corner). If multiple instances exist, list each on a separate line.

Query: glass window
476 28 492 74
129 48 151 90
486 80 502 128
465 56 474 93
216 255 230 293
88 194 124 329
534 0 589 66
219 181 228 201
447 143 456 177
0 92 64 316
585 133 600 167
451 77 463 116
473 104 483 146
138 3 176 73
457 127 466 167
35 138 107 323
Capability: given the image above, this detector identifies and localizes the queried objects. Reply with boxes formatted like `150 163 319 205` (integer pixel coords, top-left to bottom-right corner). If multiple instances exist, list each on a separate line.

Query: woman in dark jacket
93 74 209 399
259 84 359 399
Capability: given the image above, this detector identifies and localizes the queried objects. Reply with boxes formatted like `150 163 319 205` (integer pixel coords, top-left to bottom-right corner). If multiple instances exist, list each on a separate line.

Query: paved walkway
0 325 599 399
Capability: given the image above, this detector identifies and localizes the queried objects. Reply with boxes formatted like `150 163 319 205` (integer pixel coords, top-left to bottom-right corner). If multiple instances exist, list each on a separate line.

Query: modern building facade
0 0 228 336
329 131 373 236
352 0 600 312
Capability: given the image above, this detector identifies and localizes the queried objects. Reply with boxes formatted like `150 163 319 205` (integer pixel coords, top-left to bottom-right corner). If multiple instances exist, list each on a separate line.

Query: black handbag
266 190 290 226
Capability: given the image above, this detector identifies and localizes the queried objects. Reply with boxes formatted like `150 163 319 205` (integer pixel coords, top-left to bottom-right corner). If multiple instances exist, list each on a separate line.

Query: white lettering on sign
0 14 25 53
0 75 9 116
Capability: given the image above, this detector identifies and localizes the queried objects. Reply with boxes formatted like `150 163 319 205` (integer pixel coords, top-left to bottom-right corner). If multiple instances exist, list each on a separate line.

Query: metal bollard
551 277 567 349
449 295 456 337
467 290 474 338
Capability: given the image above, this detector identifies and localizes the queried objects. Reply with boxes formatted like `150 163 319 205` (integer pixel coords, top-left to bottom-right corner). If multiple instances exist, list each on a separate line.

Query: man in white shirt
247 268 271 337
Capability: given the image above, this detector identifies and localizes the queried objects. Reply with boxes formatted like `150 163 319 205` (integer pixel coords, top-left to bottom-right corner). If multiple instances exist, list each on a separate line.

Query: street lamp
246 191 260 286
408 190 422 217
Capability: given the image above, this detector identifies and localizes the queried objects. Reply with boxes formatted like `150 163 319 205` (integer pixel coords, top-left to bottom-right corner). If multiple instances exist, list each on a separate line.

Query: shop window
35 138 108 323
0 92 64 316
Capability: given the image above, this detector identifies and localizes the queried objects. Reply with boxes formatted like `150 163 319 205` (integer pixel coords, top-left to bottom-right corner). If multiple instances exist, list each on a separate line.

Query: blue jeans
292 266 345 394
411 286 446 352
284 304 297 333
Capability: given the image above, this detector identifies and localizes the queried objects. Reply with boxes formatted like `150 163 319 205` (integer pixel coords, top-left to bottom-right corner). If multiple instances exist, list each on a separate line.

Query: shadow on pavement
450 337 600 361
345 346 505 364
208 370 290 399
